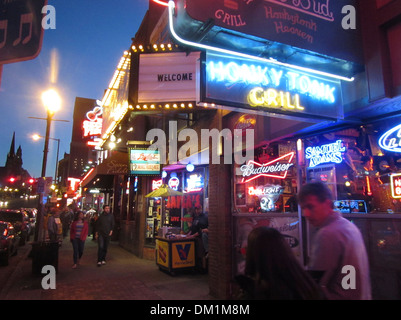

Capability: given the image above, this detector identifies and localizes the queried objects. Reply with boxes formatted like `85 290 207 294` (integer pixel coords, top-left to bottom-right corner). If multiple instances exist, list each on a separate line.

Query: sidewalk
0 237 212 300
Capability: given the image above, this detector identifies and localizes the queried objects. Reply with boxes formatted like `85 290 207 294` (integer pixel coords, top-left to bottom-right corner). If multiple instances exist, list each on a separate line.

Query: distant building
0 132 31 187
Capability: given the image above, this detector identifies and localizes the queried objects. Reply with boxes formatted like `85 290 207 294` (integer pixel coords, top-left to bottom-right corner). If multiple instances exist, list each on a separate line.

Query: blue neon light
305 140 345 168
207 60 337 104
378 124 401 153
167 0 355 82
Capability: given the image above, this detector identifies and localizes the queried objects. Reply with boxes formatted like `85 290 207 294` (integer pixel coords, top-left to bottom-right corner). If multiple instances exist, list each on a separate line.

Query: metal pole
41 111 52 177
34 111 53 242
53 138 60 183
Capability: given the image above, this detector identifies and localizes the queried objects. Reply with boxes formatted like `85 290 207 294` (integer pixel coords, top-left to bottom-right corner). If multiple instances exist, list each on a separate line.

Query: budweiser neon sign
240 152 295 183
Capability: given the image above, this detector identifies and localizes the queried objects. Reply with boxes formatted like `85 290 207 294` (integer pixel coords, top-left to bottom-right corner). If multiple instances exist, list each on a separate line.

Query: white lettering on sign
248 185 283 196
378 123 401 153
240 152 295 182
305 140 345 168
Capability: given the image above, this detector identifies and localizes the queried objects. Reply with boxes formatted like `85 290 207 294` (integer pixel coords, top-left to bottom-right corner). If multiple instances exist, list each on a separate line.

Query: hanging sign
183 0 363 64
129 149 161 176
138 52 200 103
204 52 343 120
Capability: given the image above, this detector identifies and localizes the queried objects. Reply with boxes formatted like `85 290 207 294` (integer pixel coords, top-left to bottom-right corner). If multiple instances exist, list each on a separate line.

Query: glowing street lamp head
42 89 61 114
32 133 41 141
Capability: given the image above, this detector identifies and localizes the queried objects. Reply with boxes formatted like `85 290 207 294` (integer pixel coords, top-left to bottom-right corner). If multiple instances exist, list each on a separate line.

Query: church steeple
5 132 15 167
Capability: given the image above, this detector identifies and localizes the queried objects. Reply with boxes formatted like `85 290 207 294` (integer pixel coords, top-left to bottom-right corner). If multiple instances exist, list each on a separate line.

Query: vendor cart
156 236 196 274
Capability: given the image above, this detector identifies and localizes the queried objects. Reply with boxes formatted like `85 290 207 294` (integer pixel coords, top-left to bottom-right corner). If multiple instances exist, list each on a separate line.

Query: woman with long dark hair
236 226 324 300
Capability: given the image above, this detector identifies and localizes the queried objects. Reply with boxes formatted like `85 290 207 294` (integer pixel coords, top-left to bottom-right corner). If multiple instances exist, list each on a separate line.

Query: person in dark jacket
95 205 115 267
235 226 324 300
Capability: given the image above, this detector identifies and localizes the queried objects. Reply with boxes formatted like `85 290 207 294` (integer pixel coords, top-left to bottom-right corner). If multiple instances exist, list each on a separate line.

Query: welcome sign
204 52 343 120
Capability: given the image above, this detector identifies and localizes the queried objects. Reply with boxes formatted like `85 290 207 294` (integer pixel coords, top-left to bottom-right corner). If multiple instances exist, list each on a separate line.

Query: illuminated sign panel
378 123 401 153
138 52 200 103
184 0 363 64
390 173 401 199
305 140 345 168
129 149 161 176
152 179 163 190
204 52 343 120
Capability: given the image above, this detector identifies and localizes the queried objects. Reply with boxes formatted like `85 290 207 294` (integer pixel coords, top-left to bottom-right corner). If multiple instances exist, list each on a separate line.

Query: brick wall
207 110 234 299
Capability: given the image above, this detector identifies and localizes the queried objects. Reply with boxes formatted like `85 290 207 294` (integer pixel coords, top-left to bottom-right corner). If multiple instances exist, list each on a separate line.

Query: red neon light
152 179 163 190
365 176 372 196
153 0 169 7
79 168 95 186
241 152 295 183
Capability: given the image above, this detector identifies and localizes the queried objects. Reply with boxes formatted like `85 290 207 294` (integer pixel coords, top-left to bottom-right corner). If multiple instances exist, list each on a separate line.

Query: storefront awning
80 151 128 189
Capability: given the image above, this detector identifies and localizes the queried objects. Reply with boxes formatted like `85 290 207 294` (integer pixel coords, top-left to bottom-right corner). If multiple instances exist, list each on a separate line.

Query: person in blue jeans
70 211 89 269
95 205 115 267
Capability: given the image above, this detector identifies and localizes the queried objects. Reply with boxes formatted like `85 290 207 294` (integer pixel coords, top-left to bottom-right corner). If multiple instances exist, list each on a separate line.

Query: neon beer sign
305 140 345 168
240 152 295 183
378 123 401 153
391 173 401 198
168 177 180 190
248 185 283 196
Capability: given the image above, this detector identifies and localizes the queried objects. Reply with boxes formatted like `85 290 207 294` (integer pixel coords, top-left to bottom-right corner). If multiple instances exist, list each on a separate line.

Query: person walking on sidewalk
95 205 115 267
70 210 89 269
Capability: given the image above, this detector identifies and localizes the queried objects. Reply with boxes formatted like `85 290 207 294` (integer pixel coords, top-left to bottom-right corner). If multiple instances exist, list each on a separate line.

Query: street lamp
40 89 61 178
32 134 60 183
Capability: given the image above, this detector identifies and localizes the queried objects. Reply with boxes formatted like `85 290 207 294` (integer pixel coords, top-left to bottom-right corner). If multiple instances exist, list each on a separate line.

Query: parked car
0 210 29 246
0 221 20 266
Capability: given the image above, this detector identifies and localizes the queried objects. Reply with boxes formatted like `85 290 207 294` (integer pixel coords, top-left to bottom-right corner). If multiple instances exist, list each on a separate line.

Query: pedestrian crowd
40 180 372 300
43 204 114 270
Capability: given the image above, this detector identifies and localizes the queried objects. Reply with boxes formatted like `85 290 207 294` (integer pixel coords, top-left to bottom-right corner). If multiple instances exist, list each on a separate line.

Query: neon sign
207 60 337 104
240 152 295 183
83 103 103 150
152 179 163 190
378 123 401 153
390 173 401 199
248 88 304 111
168 177 180 191
248 185 283 196
185 174 203 193
204 52 343 120
305 140 345 168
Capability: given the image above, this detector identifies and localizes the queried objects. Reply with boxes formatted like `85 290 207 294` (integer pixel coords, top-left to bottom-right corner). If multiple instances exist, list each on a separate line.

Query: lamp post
32 134 60 183
33 89 61 242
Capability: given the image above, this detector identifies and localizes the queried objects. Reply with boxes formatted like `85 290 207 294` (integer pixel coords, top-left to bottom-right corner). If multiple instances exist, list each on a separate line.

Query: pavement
0 236 212 301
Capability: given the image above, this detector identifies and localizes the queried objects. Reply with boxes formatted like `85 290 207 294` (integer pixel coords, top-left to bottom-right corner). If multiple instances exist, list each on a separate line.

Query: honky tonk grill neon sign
240 152 295 183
